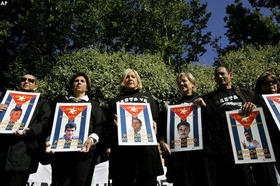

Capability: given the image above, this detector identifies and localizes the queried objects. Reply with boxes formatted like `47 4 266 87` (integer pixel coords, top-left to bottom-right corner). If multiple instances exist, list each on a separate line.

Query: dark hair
177 120 190 130
132 118 142 124
11 107 22 113
65 122 77 131
214 65 231 75
69 72 92 92
255 72 279 94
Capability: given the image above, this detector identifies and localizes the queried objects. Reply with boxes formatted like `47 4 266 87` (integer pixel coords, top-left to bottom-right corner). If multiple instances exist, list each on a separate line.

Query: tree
0 0 212 91
39 49 179 111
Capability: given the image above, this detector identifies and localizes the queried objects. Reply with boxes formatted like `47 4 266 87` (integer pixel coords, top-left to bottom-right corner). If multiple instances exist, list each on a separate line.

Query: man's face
19 74 37 92
178 125 190 139
244 132 252 142
132 119 142 133
65 127 75 139
10 110 22 122
214 67 233 89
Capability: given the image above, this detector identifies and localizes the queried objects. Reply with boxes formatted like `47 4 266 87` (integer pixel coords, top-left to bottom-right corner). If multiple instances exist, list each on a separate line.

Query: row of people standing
161 66 280 186
0 66 279 186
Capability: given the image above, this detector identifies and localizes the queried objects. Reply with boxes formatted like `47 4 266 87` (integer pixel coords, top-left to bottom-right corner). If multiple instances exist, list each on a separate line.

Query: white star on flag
69 108 77 114
130 106 137 112
180 108 187 114
18 96 26 101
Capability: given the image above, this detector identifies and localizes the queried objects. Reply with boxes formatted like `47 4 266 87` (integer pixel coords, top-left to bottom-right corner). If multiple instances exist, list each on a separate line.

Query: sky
199 0 252 66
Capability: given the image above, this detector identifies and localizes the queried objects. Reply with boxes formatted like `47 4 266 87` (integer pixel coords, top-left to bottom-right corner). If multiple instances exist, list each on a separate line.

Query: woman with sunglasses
106 68 163 186
253 72 280 186
51 72 105 186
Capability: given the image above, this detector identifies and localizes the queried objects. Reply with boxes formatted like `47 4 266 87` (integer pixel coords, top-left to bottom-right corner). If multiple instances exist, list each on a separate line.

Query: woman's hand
79 138 94 153
193 98 206 107
13 128 30 136
113 114 118 126
45 141 55 154
153 121 157 135
0 104 8 112
160 141 171 156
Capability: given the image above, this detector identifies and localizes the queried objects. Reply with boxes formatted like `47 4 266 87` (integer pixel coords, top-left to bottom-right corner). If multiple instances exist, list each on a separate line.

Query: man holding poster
205 66 257 186
0 74 51 186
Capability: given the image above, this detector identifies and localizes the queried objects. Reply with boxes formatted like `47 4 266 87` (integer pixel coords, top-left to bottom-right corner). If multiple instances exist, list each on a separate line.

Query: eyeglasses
21 77 35 83
263 80 277 86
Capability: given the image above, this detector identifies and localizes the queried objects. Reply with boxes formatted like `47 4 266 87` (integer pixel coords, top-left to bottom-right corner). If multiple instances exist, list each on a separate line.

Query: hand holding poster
116 102 157 146
0 90 40 133
262 94 280 131
167 103 202 152
47 103 91 152
226 108 275 164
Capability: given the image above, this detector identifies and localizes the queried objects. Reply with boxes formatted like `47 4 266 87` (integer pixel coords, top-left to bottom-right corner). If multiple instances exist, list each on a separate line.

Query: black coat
51 98 106 186
107 89 164 179
0 98 51 173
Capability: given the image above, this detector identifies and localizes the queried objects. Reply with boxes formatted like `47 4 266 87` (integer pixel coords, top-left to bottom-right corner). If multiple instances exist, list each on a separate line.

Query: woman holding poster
51 72 105 186
253 72 280 185
162 72 208 186
107 69 163 186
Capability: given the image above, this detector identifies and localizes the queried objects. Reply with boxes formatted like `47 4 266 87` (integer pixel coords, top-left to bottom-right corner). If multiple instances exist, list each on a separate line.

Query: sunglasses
21 77 35 83
263 80 277 86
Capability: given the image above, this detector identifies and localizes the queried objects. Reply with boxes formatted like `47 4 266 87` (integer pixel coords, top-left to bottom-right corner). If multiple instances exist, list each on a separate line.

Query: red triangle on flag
10 93 37 107
229 111 259 129
121 105 147 117
60 105 87 121
171 106 194 121
267 96 280 104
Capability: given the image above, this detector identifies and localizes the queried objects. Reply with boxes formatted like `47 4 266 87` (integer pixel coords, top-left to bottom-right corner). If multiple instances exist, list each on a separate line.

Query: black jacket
107 89 164 179
0 98 51 173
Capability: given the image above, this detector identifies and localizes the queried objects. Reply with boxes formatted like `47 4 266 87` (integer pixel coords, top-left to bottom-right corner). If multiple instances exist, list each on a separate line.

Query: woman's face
124 71 139 91
177 75 194 96
73 76 88 95
261 76 278 94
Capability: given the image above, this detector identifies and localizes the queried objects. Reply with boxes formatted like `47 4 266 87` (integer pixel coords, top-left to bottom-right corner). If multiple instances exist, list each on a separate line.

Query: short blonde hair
176 72 197 93
120 68 142 92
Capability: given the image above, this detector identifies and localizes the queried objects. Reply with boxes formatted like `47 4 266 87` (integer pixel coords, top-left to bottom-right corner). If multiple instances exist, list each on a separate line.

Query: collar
68 95 89 102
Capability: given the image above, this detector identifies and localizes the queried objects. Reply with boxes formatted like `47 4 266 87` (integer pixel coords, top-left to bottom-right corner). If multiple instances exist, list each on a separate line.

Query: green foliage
39 49 179 110
219 43 280 90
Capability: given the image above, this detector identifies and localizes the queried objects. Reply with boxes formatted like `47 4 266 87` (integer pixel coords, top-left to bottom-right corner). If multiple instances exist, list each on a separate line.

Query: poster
117 102 157 146
0 90 40 133
167 103 202 152
226 108 275 164
262 94 280 131
47 103 91 152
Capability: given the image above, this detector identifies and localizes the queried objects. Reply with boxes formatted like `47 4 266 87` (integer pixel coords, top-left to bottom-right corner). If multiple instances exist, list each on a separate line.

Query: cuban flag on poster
167 103 202 152
262 94 280 131
0 90 40 134
117 102 157 146
226 108 275 164
48 103 91 152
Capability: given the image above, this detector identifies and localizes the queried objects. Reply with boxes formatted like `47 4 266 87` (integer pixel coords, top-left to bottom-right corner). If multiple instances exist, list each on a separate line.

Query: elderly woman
162 72 208 186
253 72 280 186
107 68 163 186
51 72 105 186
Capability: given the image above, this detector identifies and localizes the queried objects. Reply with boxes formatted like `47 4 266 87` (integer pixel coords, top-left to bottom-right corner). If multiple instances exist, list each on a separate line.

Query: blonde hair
120 68 142 92
176 72 197 93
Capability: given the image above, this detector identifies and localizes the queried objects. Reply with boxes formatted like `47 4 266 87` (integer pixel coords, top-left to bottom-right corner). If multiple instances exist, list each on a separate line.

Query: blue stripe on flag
0 94 12 121
51 107 63 149
193 107 199 147
143 107 153 142
256 113 271 159
120 107 127 142
268 98 280 124
230 116 243 160
78 107 87 148
170 110 175 149
20 97 36 130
